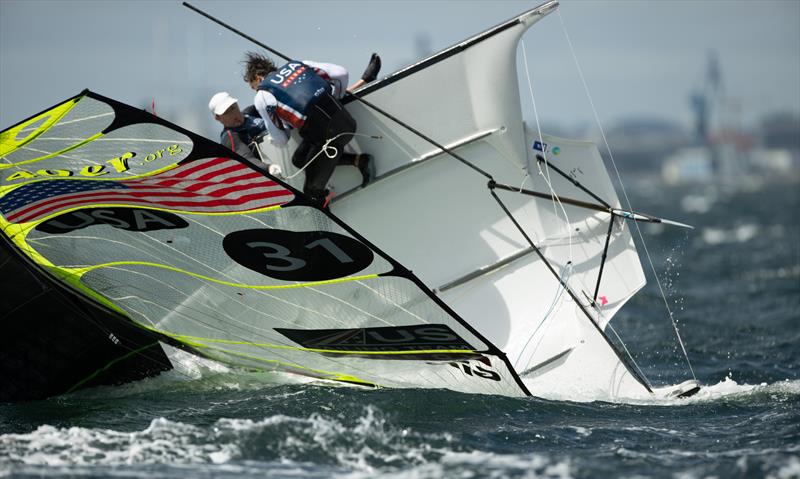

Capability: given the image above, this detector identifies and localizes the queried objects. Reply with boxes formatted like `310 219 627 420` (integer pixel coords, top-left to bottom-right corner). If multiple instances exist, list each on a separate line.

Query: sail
0 91 531 399
330 0 653 398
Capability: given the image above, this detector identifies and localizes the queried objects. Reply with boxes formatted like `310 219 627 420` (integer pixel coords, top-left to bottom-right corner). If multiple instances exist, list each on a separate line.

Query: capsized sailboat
0 0 698 401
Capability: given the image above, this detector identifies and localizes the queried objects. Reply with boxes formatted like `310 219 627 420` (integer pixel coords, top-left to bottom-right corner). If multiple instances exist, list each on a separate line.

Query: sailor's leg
291 140 316 168
301 107 356 195
290 139 325 198
302 150 338 194
338 152 358 165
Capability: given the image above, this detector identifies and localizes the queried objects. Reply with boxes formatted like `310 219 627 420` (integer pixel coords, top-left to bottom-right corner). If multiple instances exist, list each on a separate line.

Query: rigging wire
520 40 574 263
512 261 571 370
555 10 696 380
606 323 653 390
517 39 580 370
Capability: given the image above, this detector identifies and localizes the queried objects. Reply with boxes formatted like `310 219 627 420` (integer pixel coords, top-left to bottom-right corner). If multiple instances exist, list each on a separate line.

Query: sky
1 0 799 139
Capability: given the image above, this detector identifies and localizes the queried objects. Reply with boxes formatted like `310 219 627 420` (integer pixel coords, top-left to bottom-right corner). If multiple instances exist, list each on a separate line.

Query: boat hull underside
0 239 172 402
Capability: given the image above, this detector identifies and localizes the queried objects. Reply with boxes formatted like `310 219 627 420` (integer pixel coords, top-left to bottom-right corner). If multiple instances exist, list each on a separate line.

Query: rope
556 10 696 380
282 133 345 180
253 132 380 181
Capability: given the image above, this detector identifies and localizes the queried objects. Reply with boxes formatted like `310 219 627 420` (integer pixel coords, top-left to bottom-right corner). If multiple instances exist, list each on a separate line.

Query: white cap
208 92 238 115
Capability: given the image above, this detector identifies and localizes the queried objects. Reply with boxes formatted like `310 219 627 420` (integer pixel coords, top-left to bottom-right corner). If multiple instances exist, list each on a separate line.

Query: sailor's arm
220 129 260 162
253 90 290 146
304 60 349 99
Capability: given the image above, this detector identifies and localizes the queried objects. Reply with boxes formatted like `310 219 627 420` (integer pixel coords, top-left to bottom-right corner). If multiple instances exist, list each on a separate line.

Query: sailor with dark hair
242 51 381 205
208 91 283 176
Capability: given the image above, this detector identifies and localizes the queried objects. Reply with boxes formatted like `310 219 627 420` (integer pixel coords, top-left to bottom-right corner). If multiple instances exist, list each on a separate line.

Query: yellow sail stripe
163 333 476 356
0 132 104 170
0 204 292 317
65 342 163 394
185 341 377 387
0 217 134 315
64 332 380 392
0 222 373 311
0 96 82 159
70 261 379 290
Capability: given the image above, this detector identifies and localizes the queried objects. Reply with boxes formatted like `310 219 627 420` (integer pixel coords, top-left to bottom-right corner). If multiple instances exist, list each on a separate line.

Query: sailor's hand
253 130 269 143
361 53 381 83
268 163 283 177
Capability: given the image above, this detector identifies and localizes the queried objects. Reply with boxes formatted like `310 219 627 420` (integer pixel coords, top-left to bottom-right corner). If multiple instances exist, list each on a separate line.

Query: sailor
243 52 380 205
208 91 283 176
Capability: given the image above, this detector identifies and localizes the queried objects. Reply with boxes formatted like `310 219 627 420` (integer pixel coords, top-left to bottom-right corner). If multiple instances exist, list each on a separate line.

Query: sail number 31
223 228 374 281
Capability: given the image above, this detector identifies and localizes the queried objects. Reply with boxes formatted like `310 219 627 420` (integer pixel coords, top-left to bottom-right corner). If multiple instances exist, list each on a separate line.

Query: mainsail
0 91 531 401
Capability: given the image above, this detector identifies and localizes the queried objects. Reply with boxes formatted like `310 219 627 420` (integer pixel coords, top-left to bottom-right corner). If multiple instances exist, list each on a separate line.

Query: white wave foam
0 405 443 475
682 376 800 402
165 344 232 378
617 376 800 406
336 450 574 479
768 456 800 479
0 417 239 467
525 376 800 406
0 405 578 477
0 461 328 479
213 405 430 473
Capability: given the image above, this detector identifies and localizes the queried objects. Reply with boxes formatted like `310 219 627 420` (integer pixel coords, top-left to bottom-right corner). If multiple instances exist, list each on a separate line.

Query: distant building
760 112 800 151
756 112 800 178
599 117 691 174
660 51 799 186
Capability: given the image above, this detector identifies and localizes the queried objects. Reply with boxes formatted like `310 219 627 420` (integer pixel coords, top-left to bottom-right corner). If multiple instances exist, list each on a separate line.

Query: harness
222 115 266 154
225 116 265 144
258 61 332 129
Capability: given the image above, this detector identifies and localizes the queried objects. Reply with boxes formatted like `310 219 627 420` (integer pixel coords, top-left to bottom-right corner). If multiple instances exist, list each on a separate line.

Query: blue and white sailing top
254 60 349 146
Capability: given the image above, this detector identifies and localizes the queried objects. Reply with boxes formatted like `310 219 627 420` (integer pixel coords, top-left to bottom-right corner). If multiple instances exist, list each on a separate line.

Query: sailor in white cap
208 91 281 176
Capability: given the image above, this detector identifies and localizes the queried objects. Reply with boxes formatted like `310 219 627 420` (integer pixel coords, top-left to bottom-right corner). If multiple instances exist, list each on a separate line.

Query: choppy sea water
1 180 798 478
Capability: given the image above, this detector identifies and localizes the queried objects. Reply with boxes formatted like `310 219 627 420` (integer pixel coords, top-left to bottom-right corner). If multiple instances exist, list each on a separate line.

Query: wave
689 376 800 400
0 405 442 474
1 376 796 478
509 375 800 405
338 451 574 479
0 408 576 478
0 398 578 478
617 376 800 406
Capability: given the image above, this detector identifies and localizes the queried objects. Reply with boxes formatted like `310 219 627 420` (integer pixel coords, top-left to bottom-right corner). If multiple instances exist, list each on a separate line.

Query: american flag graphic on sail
0 157 294 224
